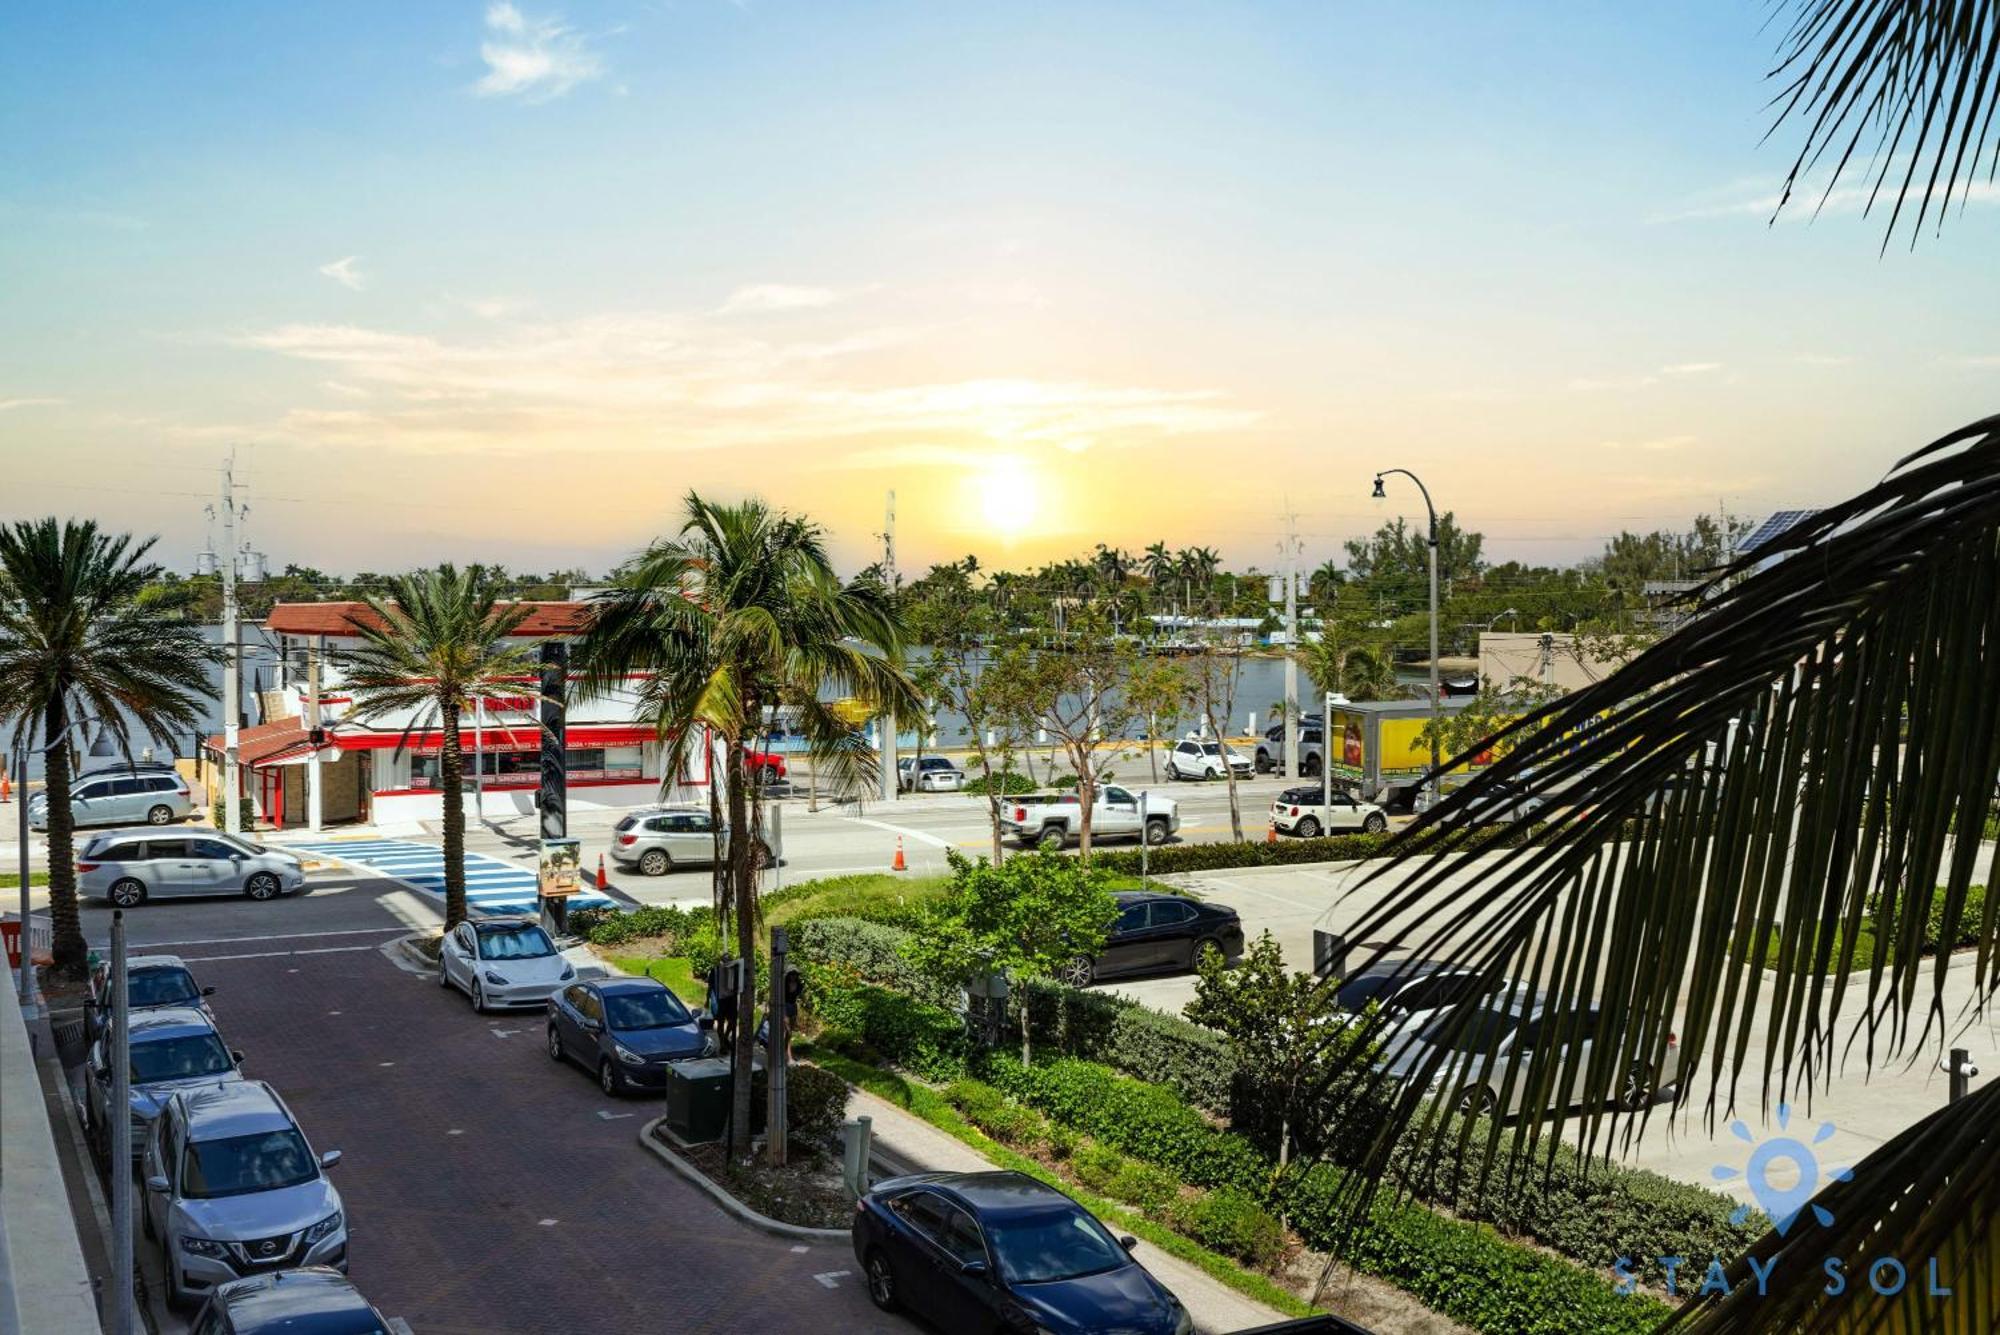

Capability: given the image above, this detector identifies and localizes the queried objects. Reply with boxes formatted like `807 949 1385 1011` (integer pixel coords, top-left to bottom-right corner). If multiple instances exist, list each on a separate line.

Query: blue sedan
853 1171 1191 1334
546 977 714 1096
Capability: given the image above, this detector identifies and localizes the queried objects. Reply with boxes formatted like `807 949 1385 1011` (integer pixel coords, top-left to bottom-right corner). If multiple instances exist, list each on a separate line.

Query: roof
472 917 541 932
595 976 670 996
179 1081 294 1139
1739 509 1821 556
125 955 192 973
202 716 313 767
923 1171 1078 1218
215 1268 384 1330
264 600 591 639
130 1006 219 1038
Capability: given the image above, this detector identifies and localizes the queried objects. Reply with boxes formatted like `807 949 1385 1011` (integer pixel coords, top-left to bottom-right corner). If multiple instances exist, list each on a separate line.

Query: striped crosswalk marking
288 839 614 917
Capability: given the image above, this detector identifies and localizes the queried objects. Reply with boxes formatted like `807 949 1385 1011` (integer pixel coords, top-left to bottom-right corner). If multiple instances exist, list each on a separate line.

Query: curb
636 1116 852 1243
391 933 439 974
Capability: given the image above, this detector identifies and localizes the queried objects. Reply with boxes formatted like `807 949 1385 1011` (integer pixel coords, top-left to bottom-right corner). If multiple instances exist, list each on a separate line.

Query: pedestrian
781 966 804 1064
704 958 739 1053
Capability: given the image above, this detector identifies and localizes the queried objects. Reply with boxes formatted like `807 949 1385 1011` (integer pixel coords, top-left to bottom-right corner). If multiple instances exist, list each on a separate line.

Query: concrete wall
0 983 101 1334
1477 631 1624 694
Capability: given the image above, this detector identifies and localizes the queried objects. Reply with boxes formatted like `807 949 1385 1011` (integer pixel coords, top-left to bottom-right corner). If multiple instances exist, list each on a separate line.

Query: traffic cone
0 772 9 803
596 854 609 891
1266 823 1277 844
892 838 907 873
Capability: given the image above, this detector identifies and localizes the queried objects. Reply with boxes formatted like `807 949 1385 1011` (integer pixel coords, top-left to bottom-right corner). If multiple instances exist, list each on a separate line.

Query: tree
576 494 919 1156
0 520 218 977
902 851 1116 1063
339 565 543 932
1344 512 1485 594
1311 418 2000 1332
1595 512 1753 603
1013 604 1141 858
1141 541 1175 588
906 564 1017 861
1185 932 1372 1167
1123 655 1194 784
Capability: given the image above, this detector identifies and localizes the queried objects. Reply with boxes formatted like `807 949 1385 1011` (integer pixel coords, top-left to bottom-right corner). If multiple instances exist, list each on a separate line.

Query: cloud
318 256 365 290
1948 354 2000 368
474 3 603 101
1659 362 1721 377
1599 434 1697 453
1653 170 2000 225
321 380 371 399
0 396 64 412
1569 361 1722 392
719 284 842 314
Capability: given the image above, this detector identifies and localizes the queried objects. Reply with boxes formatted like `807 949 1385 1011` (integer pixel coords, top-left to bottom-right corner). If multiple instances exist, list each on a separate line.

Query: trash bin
665 1058 733 1144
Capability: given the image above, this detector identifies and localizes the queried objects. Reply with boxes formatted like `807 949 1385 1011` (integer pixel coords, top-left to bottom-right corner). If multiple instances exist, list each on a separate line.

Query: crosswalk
288 839 616 917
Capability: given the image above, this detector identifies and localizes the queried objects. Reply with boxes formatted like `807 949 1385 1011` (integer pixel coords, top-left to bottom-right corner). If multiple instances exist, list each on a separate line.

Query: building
1476 631 1631 695
203 601 721 829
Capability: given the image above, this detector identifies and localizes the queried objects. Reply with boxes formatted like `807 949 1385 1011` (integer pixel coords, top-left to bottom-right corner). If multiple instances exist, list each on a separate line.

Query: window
1150 900 1196 928
110 777 146 796
937 1203 987 1267
180 1129 317 1200
603 989 693 1031
1114 903 1148 933
144 839 190 860
92 841 143 863
577 990 604 1024
147 776 181 792
1418 1007 1524 1054
475 925 556 960
188 840 238 861
644 816 674 833
896 1192 954 1245
75 782 112 800
128 968 200 1008
130 1033 234 1083
563 985 589 1009
987 1208 1128 1284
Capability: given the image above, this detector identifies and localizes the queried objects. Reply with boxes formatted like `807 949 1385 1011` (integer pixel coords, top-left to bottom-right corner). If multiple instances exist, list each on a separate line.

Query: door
928 1199 1001 1328
440 924 473 990
1096 900 1154 978
142 1110 178 1240
1145 898 1200 969
553 984 592 1058
141 839 200 896
70 780 118 827
665 812 717 865
888 1192 976 1320
184 838 243 894
1325 791 1363 831
1098 787 1139 837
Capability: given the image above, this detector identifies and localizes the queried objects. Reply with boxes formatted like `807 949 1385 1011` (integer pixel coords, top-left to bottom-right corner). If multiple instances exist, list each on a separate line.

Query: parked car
84 1006 244 1163
854 1170 1191 1335
746 748 788 783
86 953 215 1041
898 755 966 792
77 831 306 908
1270 784 1388 837
189 1268 389 1335
1254 724 1326 776
30 770 193 831
1423 777 1549 825
608 805 774 877
142 1081 346 1311
437 917 575 1012
1164 739 1253 782
1375 993 1679 1117
546 976 715 1095
1327 959 1503 1040
1056 891 1244 987
1000 785 1179 850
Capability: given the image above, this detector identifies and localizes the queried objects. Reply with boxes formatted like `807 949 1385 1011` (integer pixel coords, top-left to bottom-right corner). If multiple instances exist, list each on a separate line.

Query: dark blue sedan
546 976 714 1096
853 1171 1191 1334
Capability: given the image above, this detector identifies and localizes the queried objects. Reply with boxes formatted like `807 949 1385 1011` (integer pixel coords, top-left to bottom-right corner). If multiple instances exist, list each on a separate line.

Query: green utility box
664 1057 769 1143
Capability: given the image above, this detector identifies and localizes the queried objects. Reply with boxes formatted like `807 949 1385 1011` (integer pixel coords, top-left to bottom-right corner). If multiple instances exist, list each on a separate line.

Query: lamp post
1372 470 1441 803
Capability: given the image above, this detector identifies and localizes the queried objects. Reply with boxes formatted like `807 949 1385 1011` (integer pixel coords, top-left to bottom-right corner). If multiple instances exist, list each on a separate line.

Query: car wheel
547 1025 565 1064
1144 818 1170 846
1363 812 1387 835
864 1249 900 1312
146 804 174 825
1191 938 1227 971
1304 755 1322 777
1165 762 1182 781
1296 816 1322 839
437 958 450 989
470 979 487 1014
1455 1086 1499 1118
243 871 280 901
599 1059 622 1097
1037 826 1066 852
109 878 147 908
1254 752 1272 774
639 849 670 877
1057 955 1094 988
1618 1063 1656 1111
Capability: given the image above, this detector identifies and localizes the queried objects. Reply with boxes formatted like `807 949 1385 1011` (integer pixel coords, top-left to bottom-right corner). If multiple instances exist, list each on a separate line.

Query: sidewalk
845 1086 1290 1335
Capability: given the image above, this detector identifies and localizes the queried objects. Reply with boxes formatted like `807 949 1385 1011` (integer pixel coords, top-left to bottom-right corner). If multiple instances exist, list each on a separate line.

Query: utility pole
305 636 323 833
1281 507 1301 782
878 490 898 802
220 451 242 835
766 925 789 1165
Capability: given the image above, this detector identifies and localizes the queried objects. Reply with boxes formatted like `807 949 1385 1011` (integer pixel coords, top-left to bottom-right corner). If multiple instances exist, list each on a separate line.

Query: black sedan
1056 891 1244 987
854 1171 1191 1335
546 977 714 1096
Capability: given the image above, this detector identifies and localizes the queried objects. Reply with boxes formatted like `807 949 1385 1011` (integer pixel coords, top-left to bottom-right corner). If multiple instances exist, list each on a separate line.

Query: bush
1105 1160 1179 1211
582 903 707 949
941 1077 1045 1147
1069 1142 1126 1193
813 982 969 1081
1089 823 1532 877
1017 977 1237 1114
786 1064 851 1145
793 917 956 1007
962 770 1036 796
1167 1187 1284 1268
764 872 949 931
210 791 257 830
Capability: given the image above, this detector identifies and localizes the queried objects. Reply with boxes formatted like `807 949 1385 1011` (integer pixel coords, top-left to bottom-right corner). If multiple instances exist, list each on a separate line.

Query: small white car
1270 785 1388 837
1165 739 1253 781
897 756 966 792
437 917 576 1013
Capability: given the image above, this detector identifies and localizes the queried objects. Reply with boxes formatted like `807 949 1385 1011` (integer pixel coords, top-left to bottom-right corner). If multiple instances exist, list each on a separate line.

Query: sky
3 1 1998 582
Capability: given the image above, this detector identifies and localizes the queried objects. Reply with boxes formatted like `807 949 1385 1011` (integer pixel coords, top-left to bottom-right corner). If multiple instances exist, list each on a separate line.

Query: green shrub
210 791 257 830
1069 1142 1126 1193
1046 1124 1079 1160
1089 823 1531 876
1106 1160 1179 1211
941 1077 1044 1147
793 917 957 1007
582 902 707 949
1017 977 1237 1113
786 1064 851 1144
813 982 969 1081
764 872 949 931
962 770 1036 796
1167 1187 1284 1268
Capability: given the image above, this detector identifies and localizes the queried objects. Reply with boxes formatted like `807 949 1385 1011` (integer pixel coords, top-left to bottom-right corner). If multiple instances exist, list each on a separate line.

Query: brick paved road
174 929 901 1335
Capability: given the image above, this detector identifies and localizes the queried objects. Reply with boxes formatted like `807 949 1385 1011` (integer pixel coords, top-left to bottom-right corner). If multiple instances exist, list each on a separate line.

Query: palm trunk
726 736 757 1157
439 699 466 929
44 697 85 977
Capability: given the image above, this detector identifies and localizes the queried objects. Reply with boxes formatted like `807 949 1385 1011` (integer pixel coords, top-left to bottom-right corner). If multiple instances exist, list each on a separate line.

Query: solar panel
1738 508 1820 556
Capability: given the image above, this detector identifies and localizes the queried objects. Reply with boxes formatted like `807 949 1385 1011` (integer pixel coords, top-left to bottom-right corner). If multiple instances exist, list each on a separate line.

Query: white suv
1165 739 1253 781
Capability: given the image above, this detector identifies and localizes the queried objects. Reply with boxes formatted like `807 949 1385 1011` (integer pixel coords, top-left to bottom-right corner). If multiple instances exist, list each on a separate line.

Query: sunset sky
4 2 1998 579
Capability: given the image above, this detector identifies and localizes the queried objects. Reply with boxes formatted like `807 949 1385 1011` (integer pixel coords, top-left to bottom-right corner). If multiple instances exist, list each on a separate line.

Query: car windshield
477 926 556 960
129 1033 234 1083
180 1129 318 1200
1418 1007 1522 1053
128 970 200 1008
987 1208 1129 1284
604 989 693 1031
1198 743 1221 755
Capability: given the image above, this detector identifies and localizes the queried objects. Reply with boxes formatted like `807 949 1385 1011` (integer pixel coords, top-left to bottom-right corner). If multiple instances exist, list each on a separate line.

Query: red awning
330 723 658 753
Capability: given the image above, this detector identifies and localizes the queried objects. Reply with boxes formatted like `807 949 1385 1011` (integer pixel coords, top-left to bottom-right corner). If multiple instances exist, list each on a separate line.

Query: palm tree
338 565 542 932
0 520 218 976
1310 558 1344 599
1093 544 1133 590
1315 418 2000 1332
575 493 919 1156
1142 541 1174 586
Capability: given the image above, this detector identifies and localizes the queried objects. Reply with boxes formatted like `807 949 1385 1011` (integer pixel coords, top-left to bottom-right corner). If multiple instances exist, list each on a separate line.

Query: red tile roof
202 717 314 767
263 601 592 638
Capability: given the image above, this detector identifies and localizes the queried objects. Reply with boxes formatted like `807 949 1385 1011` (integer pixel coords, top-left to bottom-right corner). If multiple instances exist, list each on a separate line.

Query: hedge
811 981 969 1082
791 917 958 1009
786 1064 852 1145
1088 822 1533 877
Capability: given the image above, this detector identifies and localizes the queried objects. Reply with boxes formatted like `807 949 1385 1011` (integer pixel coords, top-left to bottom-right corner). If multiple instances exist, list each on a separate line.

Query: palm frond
1309 416 2000 1332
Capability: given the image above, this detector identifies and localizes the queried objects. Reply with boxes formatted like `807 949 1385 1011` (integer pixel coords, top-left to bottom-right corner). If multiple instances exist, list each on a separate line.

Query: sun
978 464 1040 538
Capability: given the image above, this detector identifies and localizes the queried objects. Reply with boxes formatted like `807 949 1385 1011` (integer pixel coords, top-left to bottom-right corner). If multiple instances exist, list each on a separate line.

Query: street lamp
1372 469 1441 804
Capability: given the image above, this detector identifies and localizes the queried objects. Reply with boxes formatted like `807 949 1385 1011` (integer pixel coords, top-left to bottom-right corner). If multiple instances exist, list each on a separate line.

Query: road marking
378 1061 396 1067
175 944 382 963
790 1245 809 1254
119 925 412 950
490 1028 521 1039
813 1270 850 1289
834 815 950 849
538 1218 558 1226
447 1129 464 1136
596 1110 634 1121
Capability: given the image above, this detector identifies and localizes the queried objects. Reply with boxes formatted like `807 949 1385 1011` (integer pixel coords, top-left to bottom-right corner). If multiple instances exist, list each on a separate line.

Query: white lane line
173 944 382 963
125 926 411 950
596 1110 635 1121
813 1271 850 1289
835 815 950 849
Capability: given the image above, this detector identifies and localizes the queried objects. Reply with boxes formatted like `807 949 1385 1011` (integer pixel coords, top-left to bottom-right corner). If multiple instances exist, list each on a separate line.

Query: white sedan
1270 785 1388 837
438 917 576 1013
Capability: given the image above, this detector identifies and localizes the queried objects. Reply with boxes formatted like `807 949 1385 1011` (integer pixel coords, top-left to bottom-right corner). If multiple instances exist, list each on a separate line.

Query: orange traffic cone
1266 823 1278 844
892 838 907 872
0 772 10 803
596 854 609 891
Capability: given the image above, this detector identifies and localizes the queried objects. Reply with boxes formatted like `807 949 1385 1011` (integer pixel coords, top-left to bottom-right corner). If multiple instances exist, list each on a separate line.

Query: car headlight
178 1235 228 1259
303 1211 343 1245
483 970 509 986
614 1042 647 1066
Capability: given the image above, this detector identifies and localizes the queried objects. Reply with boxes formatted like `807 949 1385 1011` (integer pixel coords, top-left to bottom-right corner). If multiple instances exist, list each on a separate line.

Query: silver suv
609 806 772 877
143 1081 347 1311
31 770 193 830
78 831 306 908
84 1006 243 1164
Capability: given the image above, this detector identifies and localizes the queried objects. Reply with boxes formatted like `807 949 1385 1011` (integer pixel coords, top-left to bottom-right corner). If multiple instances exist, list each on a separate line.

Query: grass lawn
765 871 951 928
606 953 707 1006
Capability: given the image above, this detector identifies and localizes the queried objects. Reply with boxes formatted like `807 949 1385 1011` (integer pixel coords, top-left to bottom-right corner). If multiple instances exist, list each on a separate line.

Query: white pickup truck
1000 785 1180 851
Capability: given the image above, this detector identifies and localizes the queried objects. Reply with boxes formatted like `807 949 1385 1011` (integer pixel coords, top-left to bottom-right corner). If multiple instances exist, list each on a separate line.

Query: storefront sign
538 837 582 899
